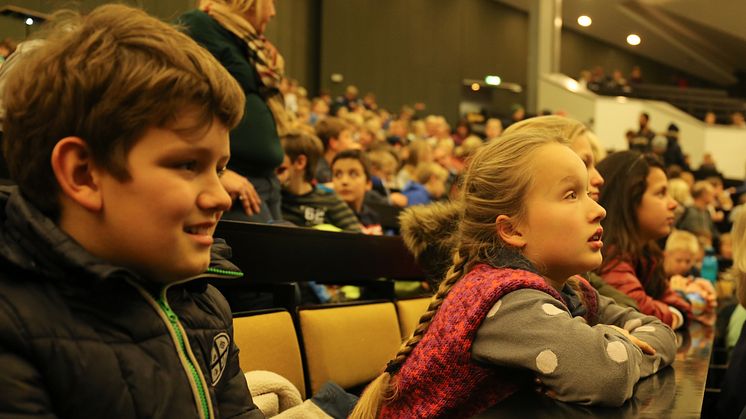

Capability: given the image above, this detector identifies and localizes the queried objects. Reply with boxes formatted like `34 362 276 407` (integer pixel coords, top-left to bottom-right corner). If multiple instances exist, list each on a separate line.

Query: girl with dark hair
597 151 691 329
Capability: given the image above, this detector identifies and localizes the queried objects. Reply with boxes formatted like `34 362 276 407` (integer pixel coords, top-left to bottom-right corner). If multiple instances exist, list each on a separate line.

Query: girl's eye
176 161 198 172
565 191 578 200
217 166 227 177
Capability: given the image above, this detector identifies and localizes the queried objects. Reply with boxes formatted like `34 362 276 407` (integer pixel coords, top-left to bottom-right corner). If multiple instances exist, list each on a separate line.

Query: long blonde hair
350 127 571 418
503 114 587 143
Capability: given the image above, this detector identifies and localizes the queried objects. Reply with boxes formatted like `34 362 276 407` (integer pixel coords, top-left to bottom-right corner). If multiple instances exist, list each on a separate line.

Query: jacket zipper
156 291 211 419
129 280 215 419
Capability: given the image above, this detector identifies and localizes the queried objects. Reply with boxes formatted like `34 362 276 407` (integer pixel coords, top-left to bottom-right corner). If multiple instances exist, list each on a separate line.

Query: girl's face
570 134 604 202
636 167 678 241
519 144 607 285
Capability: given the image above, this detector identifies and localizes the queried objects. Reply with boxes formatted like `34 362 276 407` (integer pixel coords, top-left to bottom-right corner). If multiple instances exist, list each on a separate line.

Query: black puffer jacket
0 186 263 418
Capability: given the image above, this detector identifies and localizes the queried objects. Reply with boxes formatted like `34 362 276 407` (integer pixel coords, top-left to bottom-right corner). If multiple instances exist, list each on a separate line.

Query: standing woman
181 0 290 222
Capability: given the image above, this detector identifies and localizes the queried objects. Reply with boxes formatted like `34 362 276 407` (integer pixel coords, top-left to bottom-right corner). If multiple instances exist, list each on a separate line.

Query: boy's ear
495 214 526 248
294 154 308 170
328 137 339 152
50 137 104 213
365 180 372 191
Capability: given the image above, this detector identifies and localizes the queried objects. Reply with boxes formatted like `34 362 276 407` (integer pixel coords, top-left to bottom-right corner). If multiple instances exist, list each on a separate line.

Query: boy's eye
217 166 227 177
565 191 578 200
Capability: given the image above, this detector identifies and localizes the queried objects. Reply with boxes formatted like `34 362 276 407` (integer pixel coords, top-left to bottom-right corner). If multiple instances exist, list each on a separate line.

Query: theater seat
233 309 305 398
298 302 401 395
395 297 432 339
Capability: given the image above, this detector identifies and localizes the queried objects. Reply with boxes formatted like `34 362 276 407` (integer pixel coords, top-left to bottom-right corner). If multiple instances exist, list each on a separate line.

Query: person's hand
670 275 689 292
389 192 408 207
694 312 716 326
687 279 717 310
219 169 261 216
609 325 656 355
534 377 558 399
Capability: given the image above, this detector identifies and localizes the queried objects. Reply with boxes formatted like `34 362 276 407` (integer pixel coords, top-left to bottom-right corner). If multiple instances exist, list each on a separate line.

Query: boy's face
92 118 231 283
332 158 370 211
664 249 695 276
425 175 447 199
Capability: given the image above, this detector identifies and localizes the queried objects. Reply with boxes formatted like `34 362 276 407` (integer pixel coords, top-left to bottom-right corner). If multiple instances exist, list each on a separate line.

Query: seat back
298 302 401 395
395 297 432 339
233 310 305 397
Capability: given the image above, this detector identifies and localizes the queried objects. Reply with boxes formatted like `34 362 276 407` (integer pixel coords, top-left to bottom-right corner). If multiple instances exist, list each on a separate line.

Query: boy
0 5 262 418
278 133 362 232
314 116 358 183
664 230 716 317
331 149 383 235
664 230 700 278
402 162 449 206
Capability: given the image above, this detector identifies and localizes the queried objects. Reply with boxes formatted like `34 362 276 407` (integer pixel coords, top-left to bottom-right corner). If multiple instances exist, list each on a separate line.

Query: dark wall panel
0 0 319 90
320 0 528 122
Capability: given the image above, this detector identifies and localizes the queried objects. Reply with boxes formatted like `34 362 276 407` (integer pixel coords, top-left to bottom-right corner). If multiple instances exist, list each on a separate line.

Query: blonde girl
352 124 676 418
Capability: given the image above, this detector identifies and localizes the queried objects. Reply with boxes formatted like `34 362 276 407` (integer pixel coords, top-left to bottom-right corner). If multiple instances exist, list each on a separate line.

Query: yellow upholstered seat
233 310 305 397
395 297 432 339
298 302 401 395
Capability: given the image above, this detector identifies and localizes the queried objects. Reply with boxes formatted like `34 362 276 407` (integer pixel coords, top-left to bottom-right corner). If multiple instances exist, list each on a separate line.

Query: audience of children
0 5 264 416
278 133 362 232
2 0 744 413
352 124 676 418
596 151 692 329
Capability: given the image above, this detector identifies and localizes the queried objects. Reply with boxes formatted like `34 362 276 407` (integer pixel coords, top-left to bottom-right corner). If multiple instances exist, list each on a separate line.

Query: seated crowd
0 2 745 419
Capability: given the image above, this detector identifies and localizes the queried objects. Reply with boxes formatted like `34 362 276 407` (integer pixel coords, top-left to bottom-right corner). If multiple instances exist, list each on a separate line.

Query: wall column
527 0 562 113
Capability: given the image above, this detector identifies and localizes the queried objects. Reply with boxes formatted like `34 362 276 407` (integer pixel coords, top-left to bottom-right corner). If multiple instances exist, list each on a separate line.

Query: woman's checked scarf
201 0 293 136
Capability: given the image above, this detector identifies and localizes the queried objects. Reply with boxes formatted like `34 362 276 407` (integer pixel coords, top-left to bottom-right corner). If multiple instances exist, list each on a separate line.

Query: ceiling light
484 75 501 86
25 17 33 25
627 34 641 46
471 83 481 92
577 15 592 27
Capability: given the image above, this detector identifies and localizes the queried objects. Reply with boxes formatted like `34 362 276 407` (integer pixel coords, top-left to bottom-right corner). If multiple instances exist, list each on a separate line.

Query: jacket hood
398 201 461 284
399 201 539 286
0 185 241 284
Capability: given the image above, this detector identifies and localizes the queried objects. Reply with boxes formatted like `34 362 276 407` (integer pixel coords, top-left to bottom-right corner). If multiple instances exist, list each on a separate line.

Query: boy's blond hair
2 4 244 218
413 162 448 185
665 229 700 255
691 180 714 199
281 133 324 182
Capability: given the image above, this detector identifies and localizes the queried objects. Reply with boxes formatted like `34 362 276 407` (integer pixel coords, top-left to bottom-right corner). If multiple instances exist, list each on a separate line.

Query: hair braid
387 250 469 370
349 250 469 419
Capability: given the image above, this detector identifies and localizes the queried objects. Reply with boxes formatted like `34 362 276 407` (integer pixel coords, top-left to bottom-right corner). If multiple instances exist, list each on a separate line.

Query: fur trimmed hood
398 202 461 285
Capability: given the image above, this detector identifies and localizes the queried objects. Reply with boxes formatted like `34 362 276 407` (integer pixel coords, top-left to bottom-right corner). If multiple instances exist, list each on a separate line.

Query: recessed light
577 15 592 27
627 34 641 46
484 75 501 86
25 17 33 25
471 83 481 91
